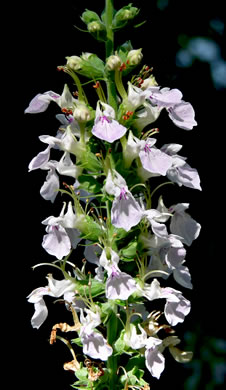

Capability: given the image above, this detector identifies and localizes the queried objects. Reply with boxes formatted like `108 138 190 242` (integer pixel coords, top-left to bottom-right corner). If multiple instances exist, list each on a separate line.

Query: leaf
78 174 102 194
76 278 105 298
121 240 138 259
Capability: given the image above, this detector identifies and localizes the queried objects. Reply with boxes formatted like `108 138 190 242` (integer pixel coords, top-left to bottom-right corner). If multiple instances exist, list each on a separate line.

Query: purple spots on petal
120 187 128 200
144 143 151 153
100 115 110 124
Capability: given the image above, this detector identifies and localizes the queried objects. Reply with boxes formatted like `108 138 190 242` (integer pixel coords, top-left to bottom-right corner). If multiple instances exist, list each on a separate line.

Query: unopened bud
66 56 82 71
127 49 143 66
106 54 122 71
88 21 104 32
73 103 92 123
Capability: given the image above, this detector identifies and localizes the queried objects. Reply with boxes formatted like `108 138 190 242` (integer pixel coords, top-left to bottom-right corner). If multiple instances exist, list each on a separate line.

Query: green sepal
112 4 139 30
114 329 127 353
76 215 102 241
117 41 133 63
71 337 83 348
120 239 138 260
79 149 103 172
101 300 117 324
77 54 105 79
81 9 101 25
120 366 148 388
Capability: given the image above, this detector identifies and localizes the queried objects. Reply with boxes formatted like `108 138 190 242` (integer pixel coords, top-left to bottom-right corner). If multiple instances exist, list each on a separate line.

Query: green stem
105 0 118 112
107 306 118 389
105 0 114 58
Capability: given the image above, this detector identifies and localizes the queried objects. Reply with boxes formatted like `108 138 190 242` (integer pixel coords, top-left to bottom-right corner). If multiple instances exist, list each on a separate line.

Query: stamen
119 62 127 72
93 81 100 89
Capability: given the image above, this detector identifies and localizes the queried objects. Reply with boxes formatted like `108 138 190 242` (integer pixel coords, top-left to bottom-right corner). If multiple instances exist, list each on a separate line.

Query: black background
11 0 226 389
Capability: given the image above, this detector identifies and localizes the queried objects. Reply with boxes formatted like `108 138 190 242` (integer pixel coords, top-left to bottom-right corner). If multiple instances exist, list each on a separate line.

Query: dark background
12 0 225 389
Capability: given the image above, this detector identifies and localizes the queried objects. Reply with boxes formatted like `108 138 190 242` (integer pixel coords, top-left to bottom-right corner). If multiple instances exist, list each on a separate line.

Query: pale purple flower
140 279 191 326
42 202 81 259
99 248 120 272
92 101 127 143
24 84 76 114
79 308 101 338
148 87 183 107
124 324 147 350
168 102 197 130
24 91 60 113
169 203 201 246
133 102 161 131
105 170 143 231
164 290 191 326
79 307 113 360
146 86 197 130
28 146 51 171
99 248 137 300
143 209 169 238
82 332 113 360
145 337 165 379
40 163 60 203
42 224 71 260
161 143 201 190
139 138 173 176
56 152 83 178
27 275 76 329
106 265 137 300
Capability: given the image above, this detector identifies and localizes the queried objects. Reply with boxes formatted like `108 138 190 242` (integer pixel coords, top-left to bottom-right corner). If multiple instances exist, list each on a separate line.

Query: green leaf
114 329 127 353
125 355 145 371
78 174 102 194
121 240 138 259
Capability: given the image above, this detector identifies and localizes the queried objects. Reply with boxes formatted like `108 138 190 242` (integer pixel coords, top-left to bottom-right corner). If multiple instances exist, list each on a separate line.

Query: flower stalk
25 0 201 388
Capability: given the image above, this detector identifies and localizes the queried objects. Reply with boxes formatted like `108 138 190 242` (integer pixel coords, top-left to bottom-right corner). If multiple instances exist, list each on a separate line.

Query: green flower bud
81 9 101 25
88 21 105 33
113 5 139 29
66 56 82 71
127 49 143 65
106 54 122 71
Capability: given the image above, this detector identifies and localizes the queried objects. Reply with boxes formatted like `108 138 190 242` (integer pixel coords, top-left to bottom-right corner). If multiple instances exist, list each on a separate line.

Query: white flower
27 275 76 329
41 202 81 259
124 324 147 349
140 279 191 326
92 101 127 143
105 169 143 231
145 337 165 379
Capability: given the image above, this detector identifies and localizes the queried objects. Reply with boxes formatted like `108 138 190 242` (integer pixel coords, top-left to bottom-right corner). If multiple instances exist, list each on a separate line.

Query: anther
119 62 127 72
93 81 100 89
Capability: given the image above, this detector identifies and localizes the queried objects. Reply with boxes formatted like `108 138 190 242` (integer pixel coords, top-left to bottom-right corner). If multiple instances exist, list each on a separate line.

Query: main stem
107 306 118 389
105 0 118 112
